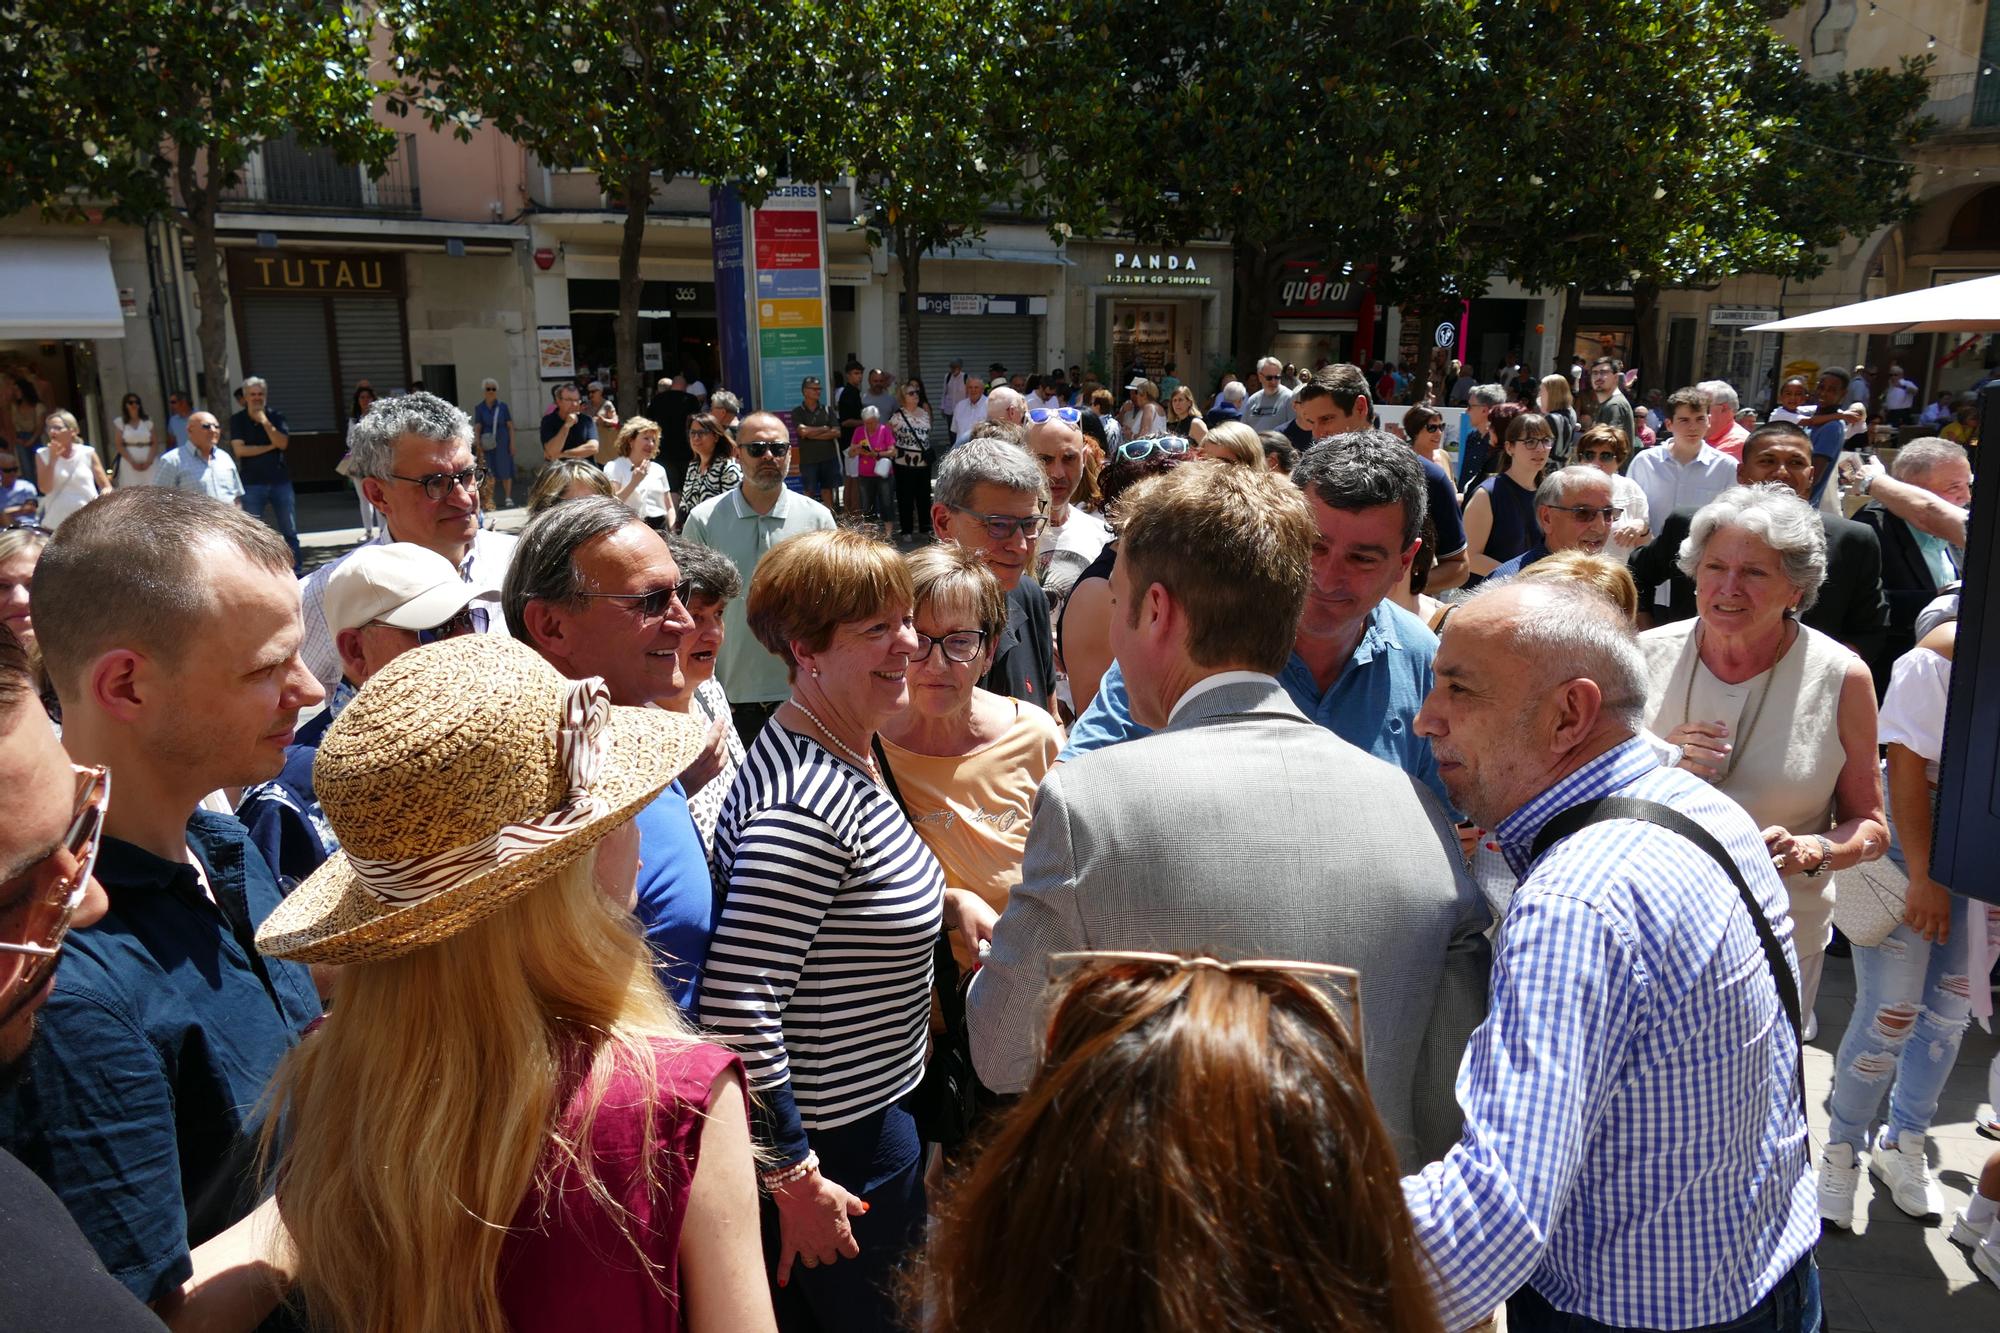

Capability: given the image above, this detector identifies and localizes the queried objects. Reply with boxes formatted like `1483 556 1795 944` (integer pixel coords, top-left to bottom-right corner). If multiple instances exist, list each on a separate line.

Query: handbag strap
1530 796 1806 1117
873 738 965 1019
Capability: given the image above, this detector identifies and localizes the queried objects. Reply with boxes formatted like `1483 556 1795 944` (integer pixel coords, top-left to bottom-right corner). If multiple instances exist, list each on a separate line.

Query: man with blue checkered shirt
1405 580 1819 1333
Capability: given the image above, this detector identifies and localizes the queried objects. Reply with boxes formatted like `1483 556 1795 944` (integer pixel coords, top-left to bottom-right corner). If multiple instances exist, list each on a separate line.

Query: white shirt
1607 473 1650 563
1167 670 1279 723
1028 391 1063 413
942 371 967 415
1035 506 1111 600
1626 441 1737 538
606 457 672 520
299 527 518 694
1883 377 1918 412
951 395 990 444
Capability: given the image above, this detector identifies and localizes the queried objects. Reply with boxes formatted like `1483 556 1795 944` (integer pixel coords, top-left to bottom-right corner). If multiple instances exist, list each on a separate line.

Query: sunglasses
1547 505 1624 523
1045 949 1363 1051
575 581 689 621
4 519 51 535
0 466 18 477
1576 449 1622 463
1419 422 1444 433
370 603 490 644
740 440 789 459
0 766 109 1028
1026 407 1082 425
1113 436 1190 462
390 465 488 502
912 629 989 664
947 506 1047 540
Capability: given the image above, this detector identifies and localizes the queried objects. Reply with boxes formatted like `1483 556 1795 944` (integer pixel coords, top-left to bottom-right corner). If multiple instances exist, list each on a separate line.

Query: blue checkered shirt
1402 738 1817 1329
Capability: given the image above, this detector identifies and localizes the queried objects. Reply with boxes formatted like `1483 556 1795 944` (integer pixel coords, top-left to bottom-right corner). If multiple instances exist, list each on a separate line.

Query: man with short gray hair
984 383 1027 429
228 375 299 571
1244 354 1295 432
1853 435 1971 676
931 438 1056 710
1459 383 1508 487
298 391 517 694
1488 465 1620 578
1405 580 1816 1332
1698 379 1749 459
950 374 990 444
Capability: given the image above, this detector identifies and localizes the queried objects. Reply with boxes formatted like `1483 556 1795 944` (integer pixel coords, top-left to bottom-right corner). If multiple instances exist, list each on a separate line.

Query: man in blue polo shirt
1065 431 1449 810
0 488 325 1308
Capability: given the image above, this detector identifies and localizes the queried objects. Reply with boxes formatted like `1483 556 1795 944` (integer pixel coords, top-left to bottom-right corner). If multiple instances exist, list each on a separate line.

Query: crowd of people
0 340 1990 1333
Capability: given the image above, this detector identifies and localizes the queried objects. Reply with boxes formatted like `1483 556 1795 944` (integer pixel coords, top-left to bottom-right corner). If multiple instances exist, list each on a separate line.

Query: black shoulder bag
873 739 981 1148
1531 797 1806 1118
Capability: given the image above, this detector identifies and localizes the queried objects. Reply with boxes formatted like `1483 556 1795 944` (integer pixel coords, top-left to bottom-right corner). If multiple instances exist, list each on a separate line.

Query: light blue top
1061 600 1449 810
683 485 836 704
154 443 244 506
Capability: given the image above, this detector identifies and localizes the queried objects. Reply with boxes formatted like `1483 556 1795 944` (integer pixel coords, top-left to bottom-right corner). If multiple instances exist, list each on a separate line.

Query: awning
920 244 1074 266
1749 272 2000 334
0 239 124 339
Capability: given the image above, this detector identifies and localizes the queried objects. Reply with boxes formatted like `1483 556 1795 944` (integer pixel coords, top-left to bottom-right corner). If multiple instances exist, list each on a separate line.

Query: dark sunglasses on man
390 465 488 502
1548 505 1625 524
0 765 108 1028
740 440 790 459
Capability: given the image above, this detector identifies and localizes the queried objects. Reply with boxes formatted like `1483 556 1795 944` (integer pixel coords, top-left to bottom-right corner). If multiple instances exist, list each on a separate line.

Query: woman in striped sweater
698 528 972 1333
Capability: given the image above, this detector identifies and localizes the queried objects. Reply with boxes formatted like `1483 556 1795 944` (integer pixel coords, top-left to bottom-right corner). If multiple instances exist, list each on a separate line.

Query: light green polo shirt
682 484 837 704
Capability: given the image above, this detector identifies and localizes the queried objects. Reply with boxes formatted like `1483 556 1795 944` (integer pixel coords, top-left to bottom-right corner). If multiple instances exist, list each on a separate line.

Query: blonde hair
613 415 661 459
44 409 78 434
1514 550 1640 623
747 528 914 676
263 853 698 1333
1201 421 1265 468
1539 374 1573 414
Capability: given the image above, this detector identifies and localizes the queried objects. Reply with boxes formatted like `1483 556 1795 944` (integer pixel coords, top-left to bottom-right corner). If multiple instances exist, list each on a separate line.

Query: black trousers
895 464 933 535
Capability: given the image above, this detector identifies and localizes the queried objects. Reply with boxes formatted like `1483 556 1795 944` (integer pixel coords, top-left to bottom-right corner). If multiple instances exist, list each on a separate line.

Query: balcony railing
1925 69 2000 131
222 132 422 214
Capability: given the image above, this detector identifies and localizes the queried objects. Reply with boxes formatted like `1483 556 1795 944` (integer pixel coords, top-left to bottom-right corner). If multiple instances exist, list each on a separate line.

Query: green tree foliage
1 0 395 411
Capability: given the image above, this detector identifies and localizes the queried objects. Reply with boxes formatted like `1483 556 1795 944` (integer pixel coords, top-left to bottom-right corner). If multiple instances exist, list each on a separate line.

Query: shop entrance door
1110 304 1176 384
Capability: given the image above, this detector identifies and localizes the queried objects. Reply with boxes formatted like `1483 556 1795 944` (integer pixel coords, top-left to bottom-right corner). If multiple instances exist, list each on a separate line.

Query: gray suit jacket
966 678 1491 1169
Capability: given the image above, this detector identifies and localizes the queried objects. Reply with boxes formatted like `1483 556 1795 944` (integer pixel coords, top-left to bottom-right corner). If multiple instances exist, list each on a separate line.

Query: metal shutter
898 313 1041 398
240 297 339 432
332 297 410 401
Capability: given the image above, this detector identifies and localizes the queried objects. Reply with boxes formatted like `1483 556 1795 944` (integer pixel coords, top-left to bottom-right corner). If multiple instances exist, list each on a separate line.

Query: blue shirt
237 687 346 887
1488 542 1550 581
1809 417 1846 504
1061 600 1449 809
227 408 291 486
631 782 719 1011
0 812 323 1301
474 398 513 450
1401 739 1816 1329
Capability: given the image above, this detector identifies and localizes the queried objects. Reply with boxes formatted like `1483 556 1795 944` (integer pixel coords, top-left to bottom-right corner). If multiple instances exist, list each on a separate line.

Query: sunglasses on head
1114 436 1190 462
1026 407 1082 425
740 440 789 459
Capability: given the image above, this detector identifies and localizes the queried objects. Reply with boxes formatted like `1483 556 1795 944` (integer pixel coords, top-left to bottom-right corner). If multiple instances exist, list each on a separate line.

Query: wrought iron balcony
222 132 422 214
1924 69 2000 131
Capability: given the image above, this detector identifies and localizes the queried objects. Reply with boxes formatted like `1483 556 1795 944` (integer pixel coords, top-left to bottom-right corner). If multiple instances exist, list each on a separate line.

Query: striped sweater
697 722 943 1163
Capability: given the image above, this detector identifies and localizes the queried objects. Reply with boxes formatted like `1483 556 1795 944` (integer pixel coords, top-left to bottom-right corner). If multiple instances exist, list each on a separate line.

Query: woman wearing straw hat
697 528 957 1333
255 634 775 1333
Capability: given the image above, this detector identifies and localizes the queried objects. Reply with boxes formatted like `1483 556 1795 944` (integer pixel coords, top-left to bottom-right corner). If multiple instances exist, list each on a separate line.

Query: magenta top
498 1038 744 1332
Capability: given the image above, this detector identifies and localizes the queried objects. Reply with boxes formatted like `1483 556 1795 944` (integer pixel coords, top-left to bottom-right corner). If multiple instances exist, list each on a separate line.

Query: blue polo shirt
1061 600 1449 809
631 782 719 1012
0 811 323 1301
1809 417 1846 505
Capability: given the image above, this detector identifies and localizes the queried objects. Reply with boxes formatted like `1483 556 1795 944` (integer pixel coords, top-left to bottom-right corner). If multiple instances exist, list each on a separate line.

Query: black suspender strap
1530 796 1807 1118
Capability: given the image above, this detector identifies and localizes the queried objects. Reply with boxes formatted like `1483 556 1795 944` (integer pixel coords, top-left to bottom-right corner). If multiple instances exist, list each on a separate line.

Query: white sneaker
1818 1142 1861 1230
1951 1209 1994 1249
1869 1128 1944 1220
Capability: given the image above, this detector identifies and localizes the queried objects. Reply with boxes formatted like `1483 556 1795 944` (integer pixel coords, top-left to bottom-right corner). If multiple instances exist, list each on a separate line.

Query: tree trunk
898 222 923 392
176 144 229 415
1231 237 1313 380
1557 283 1582 386
1632 278 1662 397
1400 294 1428 407
616 164 653 430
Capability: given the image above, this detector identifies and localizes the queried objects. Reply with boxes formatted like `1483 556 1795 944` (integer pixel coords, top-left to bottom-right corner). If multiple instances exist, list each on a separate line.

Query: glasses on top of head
390 465 487 502
1026 407 1082 425
948 506 1047 541
1548 505 1624 523
1114 436 1190 463
740 439 789 459
1045 949 1364 1052
0 765 109 1025
912 629 990 664
575 581 689 621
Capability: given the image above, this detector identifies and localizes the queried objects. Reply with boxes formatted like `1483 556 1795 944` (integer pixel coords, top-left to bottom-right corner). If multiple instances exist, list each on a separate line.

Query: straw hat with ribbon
257 634 705 965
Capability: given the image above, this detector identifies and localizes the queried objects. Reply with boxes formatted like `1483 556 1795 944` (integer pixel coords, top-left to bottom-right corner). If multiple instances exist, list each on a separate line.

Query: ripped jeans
1825 892 1978 1152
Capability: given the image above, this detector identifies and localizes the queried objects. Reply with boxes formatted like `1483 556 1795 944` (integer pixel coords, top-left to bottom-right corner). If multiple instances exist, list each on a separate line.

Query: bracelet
759 1150 819 1192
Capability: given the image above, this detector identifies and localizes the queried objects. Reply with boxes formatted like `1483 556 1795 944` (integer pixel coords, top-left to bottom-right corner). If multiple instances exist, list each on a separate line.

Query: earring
812 667 820 678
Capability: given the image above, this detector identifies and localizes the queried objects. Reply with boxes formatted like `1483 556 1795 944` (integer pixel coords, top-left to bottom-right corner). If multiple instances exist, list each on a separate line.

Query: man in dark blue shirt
226 377 299 574
0 489 325 1307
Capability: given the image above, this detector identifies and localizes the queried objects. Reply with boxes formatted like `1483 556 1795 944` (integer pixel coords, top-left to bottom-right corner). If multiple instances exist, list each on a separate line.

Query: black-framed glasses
948 506 1047 540
1514 436 1556 448
1548 505 1624 523
576 581 689 621
0 464 19 476
740 440 789 459
1026 407 1082 425
912 629 990 664
1114 436 1190 462
390 465 487 501
1419 421 1445 433
369 603 490 644
0 765 109 1026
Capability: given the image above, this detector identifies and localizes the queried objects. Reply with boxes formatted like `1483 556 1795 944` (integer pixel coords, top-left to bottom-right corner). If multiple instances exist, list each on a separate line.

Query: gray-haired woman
849 404 895 523
1639 484 1886 1038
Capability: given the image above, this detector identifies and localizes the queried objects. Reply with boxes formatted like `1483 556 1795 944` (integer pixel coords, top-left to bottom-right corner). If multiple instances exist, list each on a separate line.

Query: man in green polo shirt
682 410 837 744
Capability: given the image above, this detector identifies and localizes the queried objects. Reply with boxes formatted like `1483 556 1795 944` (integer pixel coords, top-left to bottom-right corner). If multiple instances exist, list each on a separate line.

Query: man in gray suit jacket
967 463 1491 1170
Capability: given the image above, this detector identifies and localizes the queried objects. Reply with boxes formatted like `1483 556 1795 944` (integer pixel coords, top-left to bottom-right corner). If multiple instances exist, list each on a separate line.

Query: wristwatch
1801 834 1833 879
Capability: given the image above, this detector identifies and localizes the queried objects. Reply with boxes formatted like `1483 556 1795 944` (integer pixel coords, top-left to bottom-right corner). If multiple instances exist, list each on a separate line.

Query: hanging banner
709 185 753 405
751 184 829 419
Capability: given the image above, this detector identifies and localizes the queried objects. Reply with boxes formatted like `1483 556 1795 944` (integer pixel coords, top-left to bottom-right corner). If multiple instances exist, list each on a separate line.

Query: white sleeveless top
36 445 101 528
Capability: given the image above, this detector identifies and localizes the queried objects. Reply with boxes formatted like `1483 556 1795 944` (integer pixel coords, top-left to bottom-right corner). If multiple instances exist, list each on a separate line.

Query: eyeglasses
390 465 487 501
1547 505 1624 523
1113 436 1190 462
689 427 714 439
1419 421 1445 433
4 519 51 535
575 581 689 621
1514 436 1555 448
1576 449 1622 464
912 629 990 664
367 603 489 645
1026 407 1082 425
1045 949 1363 1049
740 440 789 459
0 765 109 1025
947 506 1047 540
0 466 18 477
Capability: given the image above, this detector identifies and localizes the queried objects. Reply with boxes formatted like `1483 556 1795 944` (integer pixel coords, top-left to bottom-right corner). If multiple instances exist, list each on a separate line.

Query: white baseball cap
324 543 498 637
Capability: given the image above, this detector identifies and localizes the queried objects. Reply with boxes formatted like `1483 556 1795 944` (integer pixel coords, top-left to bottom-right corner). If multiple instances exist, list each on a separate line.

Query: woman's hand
1667 720 1731 782
771 1167 866 1287
680 714 733 794
1903 876 1953 945
942 887 998 962
1761 824 1799 874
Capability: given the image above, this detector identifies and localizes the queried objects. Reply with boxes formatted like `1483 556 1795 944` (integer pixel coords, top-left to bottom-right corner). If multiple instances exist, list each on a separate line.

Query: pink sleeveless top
498 1039 743 1332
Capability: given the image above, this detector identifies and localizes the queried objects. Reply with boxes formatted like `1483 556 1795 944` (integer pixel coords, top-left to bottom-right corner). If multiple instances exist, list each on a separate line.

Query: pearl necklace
788 700 878 776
